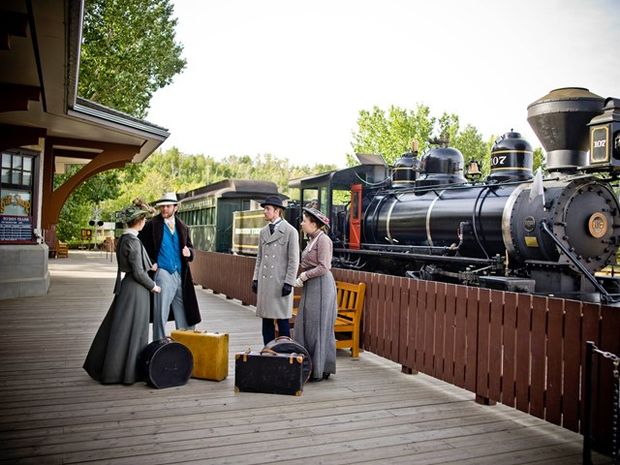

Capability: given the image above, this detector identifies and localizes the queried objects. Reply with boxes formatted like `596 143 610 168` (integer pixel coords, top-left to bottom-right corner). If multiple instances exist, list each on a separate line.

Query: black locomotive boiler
292 87 620 303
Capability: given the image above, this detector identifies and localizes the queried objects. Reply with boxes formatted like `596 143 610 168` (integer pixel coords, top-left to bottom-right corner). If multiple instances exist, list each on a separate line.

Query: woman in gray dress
294 207 338 382
83 200 161 385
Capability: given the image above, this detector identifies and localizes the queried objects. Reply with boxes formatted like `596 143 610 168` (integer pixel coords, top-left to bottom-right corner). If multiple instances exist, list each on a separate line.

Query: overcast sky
146 0 620 167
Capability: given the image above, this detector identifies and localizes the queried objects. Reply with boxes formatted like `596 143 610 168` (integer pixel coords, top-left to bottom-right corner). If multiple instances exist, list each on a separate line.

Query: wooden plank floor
0 251 611 465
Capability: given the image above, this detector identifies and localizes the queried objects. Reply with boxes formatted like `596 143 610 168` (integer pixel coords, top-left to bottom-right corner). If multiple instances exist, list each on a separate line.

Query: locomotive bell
527 87 604 172
487 130 533 182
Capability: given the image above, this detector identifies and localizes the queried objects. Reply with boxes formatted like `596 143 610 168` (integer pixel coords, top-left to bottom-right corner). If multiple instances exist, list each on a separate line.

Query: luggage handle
259 348 304 365
174 329 221 335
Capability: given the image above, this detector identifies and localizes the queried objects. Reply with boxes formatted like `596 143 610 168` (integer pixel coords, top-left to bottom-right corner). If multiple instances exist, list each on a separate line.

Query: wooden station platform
0 252 611 464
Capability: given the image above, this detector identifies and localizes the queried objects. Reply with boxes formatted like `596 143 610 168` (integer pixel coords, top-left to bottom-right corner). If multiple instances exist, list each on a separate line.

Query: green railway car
176 179 283 253
231 209 265 255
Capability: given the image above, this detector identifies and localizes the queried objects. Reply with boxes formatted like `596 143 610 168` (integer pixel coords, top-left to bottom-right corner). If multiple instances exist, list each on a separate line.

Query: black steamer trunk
235 349 305 396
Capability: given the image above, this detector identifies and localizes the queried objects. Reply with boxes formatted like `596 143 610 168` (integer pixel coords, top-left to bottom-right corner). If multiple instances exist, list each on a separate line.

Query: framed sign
0 215 33 243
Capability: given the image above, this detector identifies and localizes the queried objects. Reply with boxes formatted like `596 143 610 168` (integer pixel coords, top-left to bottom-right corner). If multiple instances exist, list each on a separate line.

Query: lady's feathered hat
118 199 155 224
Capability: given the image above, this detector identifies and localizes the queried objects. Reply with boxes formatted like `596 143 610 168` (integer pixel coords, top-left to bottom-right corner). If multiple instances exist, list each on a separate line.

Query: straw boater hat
260 196 286 209
303 207 330 227
154 192 179 207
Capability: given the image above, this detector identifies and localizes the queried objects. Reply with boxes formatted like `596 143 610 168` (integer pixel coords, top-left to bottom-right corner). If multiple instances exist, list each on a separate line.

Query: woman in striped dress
294 207 338 382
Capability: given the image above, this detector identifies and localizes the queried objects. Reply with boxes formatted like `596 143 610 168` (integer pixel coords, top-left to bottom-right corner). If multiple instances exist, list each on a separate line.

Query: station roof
0 0 169 163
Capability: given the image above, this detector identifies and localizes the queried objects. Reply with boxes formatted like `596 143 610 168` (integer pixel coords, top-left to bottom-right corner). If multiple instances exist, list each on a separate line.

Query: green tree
55 167 122 241
452 125 492 178
533 147 546 173
436 113 460 146
78 0 186 117
350 105 491 176
349 105 434 165
98 148 339 219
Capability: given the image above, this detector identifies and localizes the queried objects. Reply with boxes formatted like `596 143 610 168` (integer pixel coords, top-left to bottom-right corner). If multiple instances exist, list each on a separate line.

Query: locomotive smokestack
527 87 604 172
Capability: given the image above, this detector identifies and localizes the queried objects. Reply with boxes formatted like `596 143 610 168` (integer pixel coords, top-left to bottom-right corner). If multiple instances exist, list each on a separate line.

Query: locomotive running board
333 247 502 268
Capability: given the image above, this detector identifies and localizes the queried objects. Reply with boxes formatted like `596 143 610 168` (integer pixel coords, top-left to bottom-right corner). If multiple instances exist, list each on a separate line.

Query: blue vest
158 224 182 273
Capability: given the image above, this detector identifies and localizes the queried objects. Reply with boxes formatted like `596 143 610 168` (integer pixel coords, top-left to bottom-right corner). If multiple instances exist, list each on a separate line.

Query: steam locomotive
291 87 620 303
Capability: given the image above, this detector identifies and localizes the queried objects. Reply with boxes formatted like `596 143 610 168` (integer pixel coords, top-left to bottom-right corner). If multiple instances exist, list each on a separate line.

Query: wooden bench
293 280 366 358
55 240 69 258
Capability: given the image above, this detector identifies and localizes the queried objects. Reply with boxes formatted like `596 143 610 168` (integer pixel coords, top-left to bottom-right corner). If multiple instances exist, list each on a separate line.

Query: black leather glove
251 280 258 294
281 283 292 296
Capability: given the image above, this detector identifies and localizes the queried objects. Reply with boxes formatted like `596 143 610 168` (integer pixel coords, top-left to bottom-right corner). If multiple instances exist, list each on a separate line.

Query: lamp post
90 207 102 250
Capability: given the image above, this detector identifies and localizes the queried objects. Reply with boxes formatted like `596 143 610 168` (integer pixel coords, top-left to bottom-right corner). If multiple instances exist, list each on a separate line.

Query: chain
590 343 619 462
614 359 619 463
592 347 620 366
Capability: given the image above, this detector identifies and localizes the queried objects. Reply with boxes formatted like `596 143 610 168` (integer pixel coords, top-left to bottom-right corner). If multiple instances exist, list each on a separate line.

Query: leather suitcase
171 329 229 381
234 348 304 396
138 338 193 389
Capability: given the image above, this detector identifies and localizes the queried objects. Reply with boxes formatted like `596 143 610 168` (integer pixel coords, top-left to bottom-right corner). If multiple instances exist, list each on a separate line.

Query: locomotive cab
288 155 389 251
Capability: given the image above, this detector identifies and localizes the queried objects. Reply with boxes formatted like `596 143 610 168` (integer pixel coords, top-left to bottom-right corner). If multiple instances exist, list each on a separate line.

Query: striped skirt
294 272 338 379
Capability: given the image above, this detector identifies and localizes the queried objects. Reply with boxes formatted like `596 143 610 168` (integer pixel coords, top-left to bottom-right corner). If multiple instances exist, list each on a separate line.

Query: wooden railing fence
191 251 619 450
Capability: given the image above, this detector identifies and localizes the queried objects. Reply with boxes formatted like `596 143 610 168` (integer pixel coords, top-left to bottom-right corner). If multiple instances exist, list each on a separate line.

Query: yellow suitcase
170 330 229 381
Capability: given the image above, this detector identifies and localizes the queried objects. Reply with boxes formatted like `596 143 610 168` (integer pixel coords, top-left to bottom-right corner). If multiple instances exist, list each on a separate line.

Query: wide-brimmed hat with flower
118 199 154 224
303 207 330 227
154 192 179 206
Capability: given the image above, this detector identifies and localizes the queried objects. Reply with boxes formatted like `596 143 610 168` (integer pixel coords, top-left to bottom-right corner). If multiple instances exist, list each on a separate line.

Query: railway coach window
320 187 329 214
302 189 319 209
332 190 351 209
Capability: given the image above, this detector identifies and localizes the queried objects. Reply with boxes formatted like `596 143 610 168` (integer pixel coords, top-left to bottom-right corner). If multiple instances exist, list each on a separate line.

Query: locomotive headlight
590 126 609 163
587 97 620 169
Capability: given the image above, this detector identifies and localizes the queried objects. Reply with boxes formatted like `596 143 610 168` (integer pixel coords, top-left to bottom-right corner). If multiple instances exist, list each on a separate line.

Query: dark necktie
269 223 275 235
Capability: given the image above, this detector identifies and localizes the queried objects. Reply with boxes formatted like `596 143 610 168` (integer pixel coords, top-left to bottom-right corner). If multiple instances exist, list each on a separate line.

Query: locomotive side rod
540 220 615 303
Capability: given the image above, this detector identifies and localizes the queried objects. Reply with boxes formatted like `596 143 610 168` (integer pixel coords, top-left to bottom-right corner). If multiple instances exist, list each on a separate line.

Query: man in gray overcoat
252 196 300 345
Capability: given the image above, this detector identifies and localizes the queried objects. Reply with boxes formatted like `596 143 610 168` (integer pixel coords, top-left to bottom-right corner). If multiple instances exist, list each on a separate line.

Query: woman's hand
294 277 304 288
151 285 161 293
151 263 158 272
182 246 191 257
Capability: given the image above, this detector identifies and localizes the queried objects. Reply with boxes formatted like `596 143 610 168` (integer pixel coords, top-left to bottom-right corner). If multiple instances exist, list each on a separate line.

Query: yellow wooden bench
293 280 366 358
56 240 69 258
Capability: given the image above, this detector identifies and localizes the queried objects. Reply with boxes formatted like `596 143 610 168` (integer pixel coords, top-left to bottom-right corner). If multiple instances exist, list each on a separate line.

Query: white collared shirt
164 216 175 234
270 219 282 231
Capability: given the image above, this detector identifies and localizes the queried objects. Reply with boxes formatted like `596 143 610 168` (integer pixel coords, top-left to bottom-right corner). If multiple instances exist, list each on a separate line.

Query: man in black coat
139 192 201 340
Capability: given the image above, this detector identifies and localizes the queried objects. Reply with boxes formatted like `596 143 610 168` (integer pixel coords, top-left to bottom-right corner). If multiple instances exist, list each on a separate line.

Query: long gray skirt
83 275 150 384
294 272 338 378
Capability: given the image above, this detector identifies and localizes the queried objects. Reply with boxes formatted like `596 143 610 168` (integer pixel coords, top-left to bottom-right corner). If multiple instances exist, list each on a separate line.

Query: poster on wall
0 189 31 216
0 190 33 243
